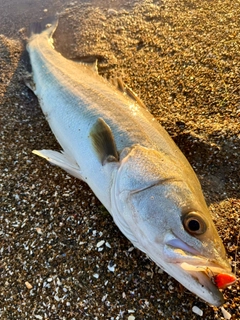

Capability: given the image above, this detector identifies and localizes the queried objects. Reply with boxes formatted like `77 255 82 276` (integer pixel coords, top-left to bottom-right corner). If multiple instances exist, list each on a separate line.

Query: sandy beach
1 0 239 319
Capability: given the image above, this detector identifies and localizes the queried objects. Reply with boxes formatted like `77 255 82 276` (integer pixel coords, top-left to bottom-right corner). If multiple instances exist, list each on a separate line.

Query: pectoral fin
90 118 119 165
32 149 84 180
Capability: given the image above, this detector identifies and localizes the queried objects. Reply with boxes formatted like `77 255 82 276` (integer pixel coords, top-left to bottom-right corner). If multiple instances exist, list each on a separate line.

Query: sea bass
27 21 236 306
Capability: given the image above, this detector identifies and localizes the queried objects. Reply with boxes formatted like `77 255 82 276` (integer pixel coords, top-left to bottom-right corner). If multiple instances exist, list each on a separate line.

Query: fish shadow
173 131 240 204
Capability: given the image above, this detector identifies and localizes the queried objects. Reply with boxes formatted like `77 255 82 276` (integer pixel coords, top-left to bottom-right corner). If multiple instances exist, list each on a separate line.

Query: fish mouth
179 262 236 289
162 233 236 306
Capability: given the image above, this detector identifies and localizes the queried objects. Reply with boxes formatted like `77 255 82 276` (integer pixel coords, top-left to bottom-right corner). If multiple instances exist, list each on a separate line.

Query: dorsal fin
110 77 147 109
90 118 119 165
86 59 98 73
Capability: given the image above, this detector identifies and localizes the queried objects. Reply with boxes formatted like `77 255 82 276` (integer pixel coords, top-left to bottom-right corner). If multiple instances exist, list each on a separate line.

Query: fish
27 20 236 307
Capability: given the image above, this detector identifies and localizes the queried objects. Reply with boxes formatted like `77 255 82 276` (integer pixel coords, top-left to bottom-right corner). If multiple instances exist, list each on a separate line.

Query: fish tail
28 17 58 40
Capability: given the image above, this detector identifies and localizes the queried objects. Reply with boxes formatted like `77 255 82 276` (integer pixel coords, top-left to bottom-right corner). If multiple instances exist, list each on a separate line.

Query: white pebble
128 310 135 313
220 306 232 319
14 194 20 201
105 242 111 248
107 262 115 272
35 316 43 320
93 273 99 279
128 316 135 320
97 240 105 248
102 294 108 302
192 306 203 316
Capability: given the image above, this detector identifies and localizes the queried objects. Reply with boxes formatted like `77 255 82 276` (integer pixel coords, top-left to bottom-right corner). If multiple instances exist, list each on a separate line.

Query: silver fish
27 21 236 306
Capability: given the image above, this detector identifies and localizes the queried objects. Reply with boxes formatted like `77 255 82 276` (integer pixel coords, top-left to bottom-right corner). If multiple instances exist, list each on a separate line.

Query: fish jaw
150 252 226 306
135 228 235 306
162 232 236 296
142 228 235 306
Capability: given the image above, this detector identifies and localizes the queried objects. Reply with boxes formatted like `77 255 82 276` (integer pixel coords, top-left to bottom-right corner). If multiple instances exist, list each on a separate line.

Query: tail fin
28 18 58 40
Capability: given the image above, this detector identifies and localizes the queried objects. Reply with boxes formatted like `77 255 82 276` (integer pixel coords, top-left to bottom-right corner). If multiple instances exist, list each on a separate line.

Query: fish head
111 145 236 306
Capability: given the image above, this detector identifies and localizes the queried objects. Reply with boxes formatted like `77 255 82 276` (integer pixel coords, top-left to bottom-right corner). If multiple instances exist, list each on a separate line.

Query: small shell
25 281 33 289
192 306 203 316
220 306 232 320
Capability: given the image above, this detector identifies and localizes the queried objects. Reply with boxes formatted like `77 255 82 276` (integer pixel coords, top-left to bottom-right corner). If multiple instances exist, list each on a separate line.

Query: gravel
1 0 239 319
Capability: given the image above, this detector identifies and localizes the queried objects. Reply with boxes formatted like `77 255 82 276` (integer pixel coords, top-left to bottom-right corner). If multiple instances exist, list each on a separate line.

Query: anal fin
32 149 84 181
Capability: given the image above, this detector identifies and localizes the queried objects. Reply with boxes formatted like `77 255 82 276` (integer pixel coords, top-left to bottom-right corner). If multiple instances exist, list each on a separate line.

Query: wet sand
1 0 239 319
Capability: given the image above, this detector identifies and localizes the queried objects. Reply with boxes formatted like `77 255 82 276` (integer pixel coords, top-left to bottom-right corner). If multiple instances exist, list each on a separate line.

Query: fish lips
162 233 236 306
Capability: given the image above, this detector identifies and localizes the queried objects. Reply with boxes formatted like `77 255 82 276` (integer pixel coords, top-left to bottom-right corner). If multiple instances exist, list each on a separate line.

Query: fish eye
183 212 207 235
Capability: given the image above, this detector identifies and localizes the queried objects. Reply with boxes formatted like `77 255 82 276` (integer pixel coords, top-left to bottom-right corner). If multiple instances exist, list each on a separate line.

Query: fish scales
27 21 236 307
29 24 187 158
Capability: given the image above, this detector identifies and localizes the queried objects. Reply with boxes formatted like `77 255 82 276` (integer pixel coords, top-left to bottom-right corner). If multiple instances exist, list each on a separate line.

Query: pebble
107 261 115 272
192 306 203 316
220 306 232 319
97 240 105 248
25 281 33 289
35 227 43 234
105 241 111 248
